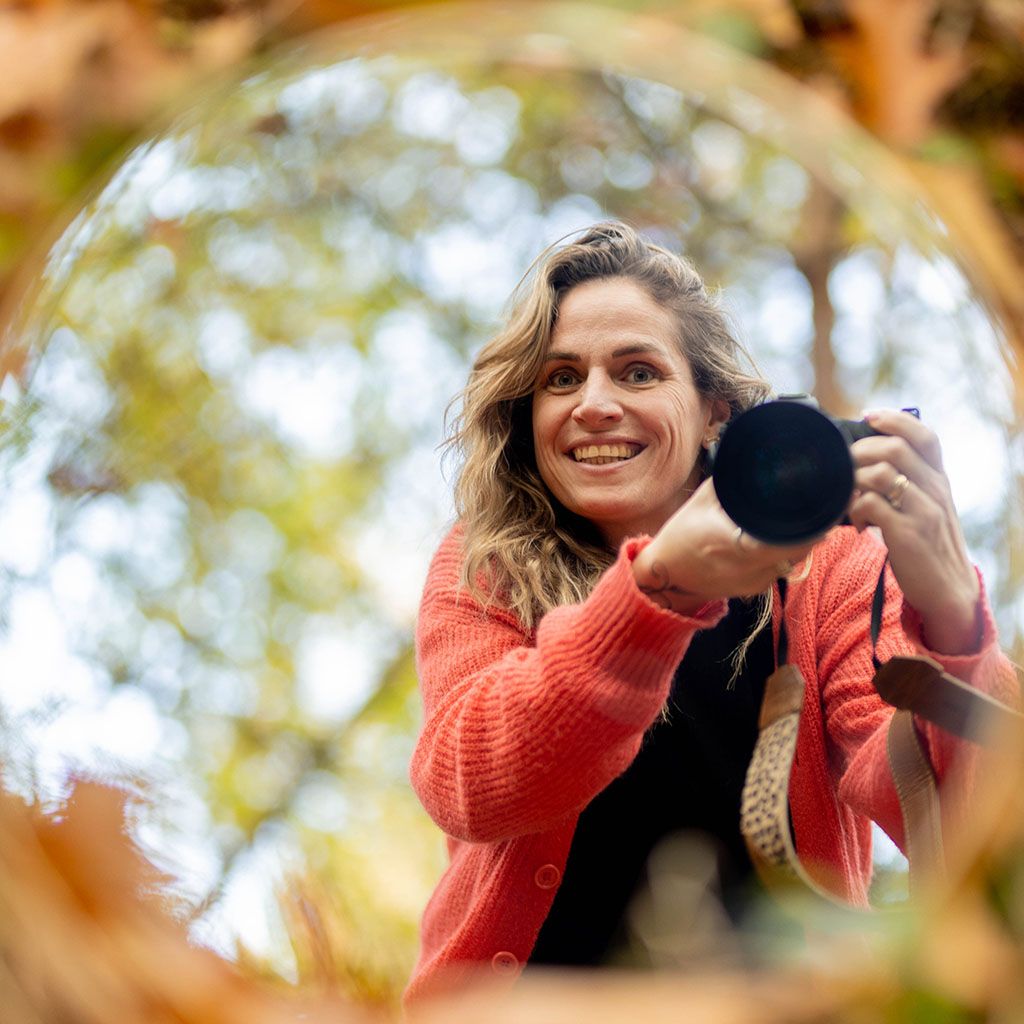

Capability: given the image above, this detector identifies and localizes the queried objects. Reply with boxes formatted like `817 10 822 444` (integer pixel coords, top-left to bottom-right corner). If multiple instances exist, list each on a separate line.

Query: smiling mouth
571 443 642 465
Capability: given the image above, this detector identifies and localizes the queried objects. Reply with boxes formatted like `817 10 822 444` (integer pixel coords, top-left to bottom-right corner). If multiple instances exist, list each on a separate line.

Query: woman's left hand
848 408 981 656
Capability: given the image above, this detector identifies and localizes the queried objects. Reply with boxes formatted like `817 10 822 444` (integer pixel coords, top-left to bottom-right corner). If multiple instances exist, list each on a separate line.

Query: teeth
572 443 639 463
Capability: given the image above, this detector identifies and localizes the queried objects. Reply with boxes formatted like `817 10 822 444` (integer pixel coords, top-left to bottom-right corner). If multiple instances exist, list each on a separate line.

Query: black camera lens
712 401 854 544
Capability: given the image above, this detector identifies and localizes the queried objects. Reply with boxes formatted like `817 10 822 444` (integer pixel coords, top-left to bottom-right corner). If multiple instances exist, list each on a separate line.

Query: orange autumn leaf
0 781 373 1024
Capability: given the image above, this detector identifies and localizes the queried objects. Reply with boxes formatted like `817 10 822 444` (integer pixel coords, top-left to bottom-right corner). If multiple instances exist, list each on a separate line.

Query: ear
703 399 731 447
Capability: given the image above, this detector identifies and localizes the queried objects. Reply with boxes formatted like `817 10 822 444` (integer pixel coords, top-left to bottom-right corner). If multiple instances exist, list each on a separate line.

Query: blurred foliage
0 0 1022 1014
0 780 370 1023
5 775 1024 1023
0 0 1022 367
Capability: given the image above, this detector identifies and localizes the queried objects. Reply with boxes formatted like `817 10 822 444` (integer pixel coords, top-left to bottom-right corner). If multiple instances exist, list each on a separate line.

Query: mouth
570 442 643 465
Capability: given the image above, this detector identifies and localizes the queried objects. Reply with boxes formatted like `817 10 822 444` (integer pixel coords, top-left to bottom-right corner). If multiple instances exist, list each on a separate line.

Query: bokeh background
1 0 1024 1016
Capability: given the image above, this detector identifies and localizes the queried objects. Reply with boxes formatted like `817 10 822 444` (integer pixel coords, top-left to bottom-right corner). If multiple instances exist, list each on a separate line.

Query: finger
860 408 943 471
763 540 816 582
730 526 816 563
847 490 909 533
850 436 947 504
733 537 817 587
847 485 942 537
769 558 798 579
731 525 756 553
774 538 818 565
853 463 918 513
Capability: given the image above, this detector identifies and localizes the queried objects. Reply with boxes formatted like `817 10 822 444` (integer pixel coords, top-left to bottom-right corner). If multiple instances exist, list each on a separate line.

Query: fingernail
861 409 880 421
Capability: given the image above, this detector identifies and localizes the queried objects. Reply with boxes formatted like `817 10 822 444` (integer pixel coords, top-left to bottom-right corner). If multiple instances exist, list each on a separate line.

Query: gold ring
886 472 910 511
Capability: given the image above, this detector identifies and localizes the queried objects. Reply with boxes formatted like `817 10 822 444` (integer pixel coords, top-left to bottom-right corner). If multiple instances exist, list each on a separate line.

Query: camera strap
742 557 1022 905
867 560 1022 743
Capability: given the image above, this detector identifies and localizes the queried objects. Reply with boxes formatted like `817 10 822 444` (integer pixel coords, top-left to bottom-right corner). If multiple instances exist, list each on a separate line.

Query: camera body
708 395 916 545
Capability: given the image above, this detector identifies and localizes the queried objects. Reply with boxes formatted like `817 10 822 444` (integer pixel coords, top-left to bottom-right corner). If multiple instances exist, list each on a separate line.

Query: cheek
530 406 556 480
668 395 710 443
530 419 545 466
531 398 558 453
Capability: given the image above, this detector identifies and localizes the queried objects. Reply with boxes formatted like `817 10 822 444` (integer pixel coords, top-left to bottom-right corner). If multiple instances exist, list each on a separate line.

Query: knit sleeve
409 527 727 843
810 528 1018 850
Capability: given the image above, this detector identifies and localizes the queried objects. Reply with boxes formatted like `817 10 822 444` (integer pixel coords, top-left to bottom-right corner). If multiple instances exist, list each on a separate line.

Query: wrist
917 588 983 656
631 543 707 616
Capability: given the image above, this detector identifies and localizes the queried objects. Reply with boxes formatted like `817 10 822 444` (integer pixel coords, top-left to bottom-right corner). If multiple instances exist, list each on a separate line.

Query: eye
624 364 659 384
546 368 580 389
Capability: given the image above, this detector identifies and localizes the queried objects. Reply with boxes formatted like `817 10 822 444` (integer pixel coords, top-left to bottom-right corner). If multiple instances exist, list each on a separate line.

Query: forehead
548 277 680 353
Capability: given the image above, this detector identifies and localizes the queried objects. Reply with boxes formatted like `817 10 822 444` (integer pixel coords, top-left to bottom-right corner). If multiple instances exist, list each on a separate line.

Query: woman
405 223 1016 1003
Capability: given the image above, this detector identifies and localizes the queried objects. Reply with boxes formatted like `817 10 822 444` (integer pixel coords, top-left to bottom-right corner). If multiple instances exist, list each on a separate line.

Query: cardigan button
491 951 519 974
534 864 561 889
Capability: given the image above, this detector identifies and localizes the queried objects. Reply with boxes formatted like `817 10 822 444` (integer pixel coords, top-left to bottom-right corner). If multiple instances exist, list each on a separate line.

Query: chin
576 506 646 540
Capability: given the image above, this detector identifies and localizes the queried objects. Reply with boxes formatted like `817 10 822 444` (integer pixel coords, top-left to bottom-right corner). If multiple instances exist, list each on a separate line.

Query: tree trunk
793 176 849 416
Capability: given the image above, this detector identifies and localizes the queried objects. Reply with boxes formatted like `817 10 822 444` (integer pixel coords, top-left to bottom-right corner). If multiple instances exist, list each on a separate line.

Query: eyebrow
541 344 660 362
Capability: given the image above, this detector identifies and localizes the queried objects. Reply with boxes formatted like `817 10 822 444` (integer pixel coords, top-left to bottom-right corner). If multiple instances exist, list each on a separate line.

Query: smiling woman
532 278 725 546
407 222 1019 1003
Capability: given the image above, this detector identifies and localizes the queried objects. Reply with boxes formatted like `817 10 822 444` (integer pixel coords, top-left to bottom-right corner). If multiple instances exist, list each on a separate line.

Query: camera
708 395 918 545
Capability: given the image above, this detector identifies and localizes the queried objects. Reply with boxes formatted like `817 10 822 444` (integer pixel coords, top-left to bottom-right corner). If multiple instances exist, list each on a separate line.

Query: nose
571 373 623 427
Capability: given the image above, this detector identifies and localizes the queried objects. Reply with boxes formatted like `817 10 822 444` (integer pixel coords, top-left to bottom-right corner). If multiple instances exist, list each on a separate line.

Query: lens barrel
711 401 855 544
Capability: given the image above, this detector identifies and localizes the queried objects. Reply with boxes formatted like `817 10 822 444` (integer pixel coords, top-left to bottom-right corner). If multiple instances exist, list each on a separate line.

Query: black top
528 597 775 967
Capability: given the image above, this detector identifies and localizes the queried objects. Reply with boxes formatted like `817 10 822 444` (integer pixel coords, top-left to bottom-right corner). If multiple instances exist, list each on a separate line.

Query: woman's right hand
631 477 819 615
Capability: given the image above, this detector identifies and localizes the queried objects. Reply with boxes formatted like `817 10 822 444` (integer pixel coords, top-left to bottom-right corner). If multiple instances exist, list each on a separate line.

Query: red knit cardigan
405 525 1015 1004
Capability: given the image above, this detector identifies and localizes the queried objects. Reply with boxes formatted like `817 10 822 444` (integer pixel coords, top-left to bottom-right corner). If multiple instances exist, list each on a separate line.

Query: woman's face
531 277 727 547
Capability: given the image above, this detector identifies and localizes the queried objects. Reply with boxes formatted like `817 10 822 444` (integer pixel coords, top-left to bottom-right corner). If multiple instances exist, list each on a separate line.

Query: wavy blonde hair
447 222 772 629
